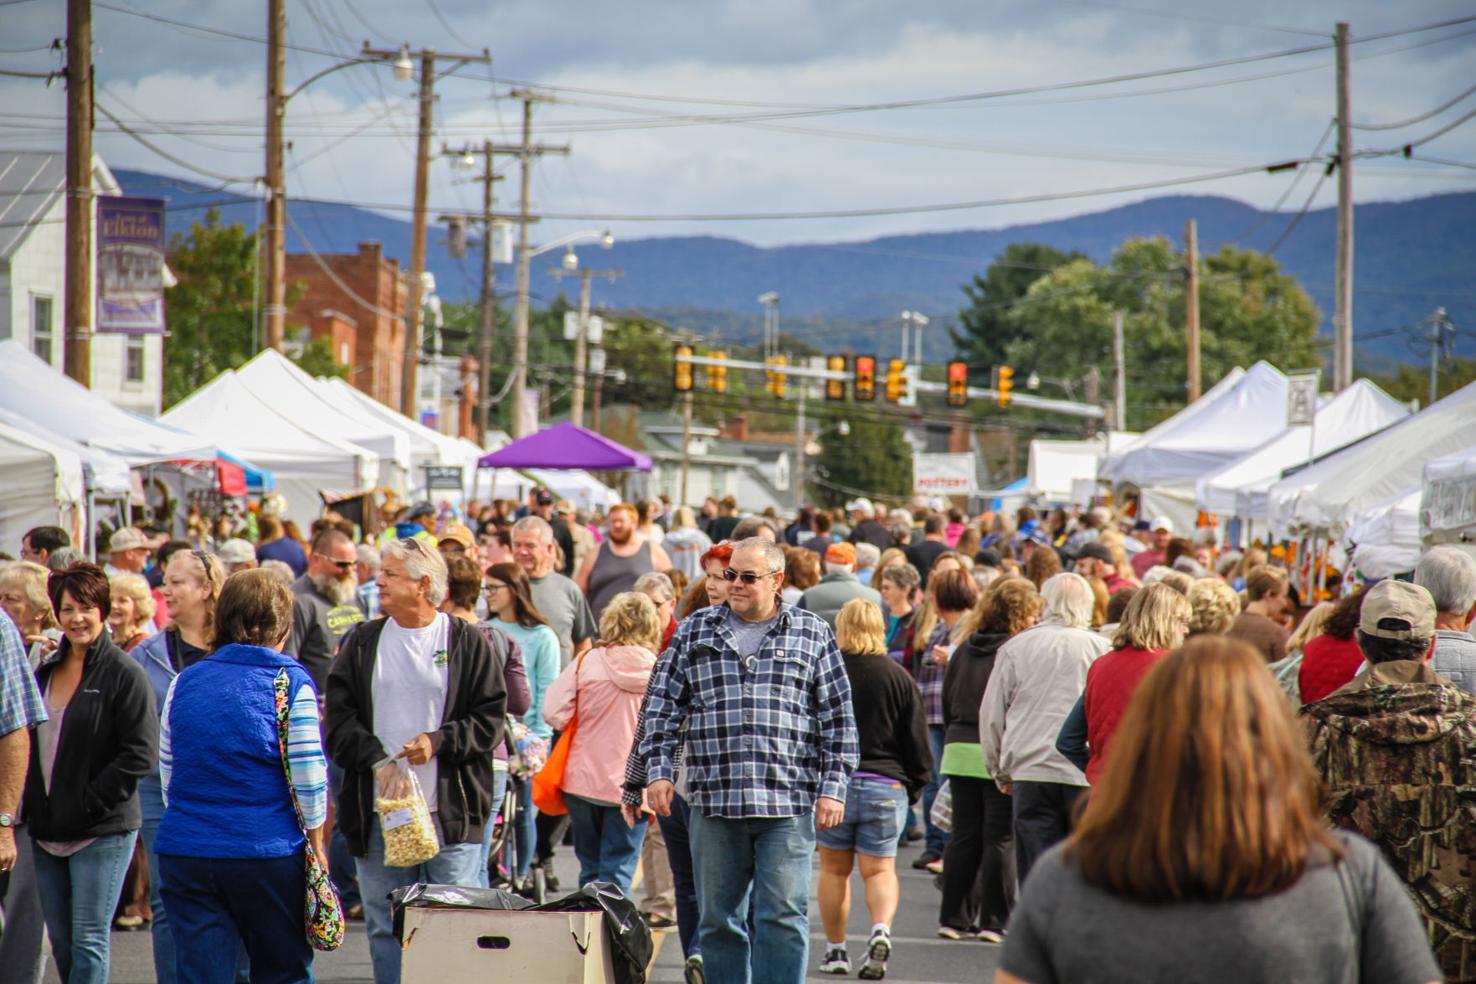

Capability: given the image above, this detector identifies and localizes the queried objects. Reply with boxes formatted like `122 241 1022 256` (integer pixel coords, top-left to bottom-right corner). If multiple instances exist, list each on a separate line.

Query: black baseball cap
534 488 555 506
1077 542 1114 563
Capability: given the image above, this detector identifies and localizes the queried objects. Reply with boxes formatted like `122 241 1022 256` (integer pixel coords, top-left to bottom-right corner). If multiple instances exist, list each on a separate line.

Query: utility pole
1425 307 1452 407
563 267 622 428
794 379 808 512
440 142 504 440
1113 310 1126 430
64 0 93 386
262 0 286 351
509 90 571 438
1185 218 1201 402
1084 365 1100 437
1334 21 1355 390
679 390 693 507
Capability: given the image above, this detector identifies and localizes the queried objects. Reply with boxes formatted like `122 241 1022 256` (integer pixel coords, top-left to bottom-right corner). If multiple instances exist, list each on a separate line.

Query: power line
421 0 481 50
94 100 256 185
1352 81 1476 130
1229 122 1335 243
1266 162 1333 255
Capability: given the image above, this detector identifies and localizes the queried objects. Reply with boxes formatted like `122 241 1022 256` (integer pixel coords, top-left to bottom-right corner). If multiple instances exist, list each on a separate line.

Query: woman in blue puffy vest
155 568 329 984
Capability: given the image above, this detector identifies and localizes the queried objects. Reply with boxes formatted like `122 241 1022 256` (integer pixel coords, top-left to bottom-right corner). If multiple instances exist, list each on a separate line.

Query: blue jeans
563 793 646 894
512 776 536 880
158 852 311 984
477 766 510 889
656 794 700 959
140 779 176 984
815 777 908 858
31 830 137 984
921 724 950 855
689 811 814 984
355 817 484 984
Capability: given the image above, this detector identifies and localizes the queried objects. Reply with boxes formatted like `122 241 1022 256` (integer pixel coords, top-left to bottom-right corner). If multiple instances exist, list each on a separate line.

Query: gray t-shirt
1433 629 1476 696
528 571 597 668
727 608 780 659
1001 833 1438 984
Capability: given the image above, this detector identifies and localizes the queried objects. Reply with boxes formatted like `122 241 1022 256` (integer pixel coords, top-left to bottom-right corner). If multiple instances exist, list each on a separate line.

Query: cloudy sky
2 0 1474 247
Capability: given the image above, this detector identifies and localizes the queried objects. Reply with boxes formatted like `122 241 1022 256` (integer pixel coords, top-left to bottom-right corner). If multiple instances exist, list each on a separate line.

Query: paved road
80 839 999 983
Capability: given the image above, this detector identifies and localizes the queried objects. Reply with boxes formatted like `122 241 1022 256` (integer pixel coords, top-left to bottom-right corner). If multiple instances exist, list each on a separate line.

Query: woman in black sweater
937 576 1040 942
815 598 933 979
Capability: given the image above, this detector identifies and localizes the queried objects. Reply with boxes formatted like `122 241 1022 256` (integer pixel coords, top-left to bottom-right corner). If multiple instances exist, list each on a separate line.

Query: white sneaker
977 928 1006 944
821 946 851 974
859 927 891 980
937 925 971 940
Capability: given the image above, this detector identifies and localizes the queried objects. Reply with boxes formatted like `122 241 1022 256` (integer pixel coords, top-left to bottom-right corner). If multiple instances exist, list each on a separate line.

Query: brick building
284 241 407 408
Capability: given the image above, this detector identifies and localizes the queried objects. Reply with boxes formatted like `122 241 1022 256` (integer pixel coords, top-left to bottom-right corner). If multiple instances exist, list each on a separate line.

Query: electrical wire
1352 81 1476 130
94 100 256 185
422 0 482 50
284 211 405 319
1228 122 1335 243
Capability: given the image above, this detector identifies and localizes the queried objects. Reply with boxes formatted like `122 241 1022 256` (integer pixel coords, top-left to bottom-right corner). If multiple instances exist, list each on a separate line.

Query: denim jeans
512 776 536 880
158 852 310 984
31 830 137 984
563 793 646 894
477 766 510 889
328 762 361 909
920 724 950 855
689 811 814 984
656 794 700 959
0 825 47 984
356 816 484 984
140 778 176 984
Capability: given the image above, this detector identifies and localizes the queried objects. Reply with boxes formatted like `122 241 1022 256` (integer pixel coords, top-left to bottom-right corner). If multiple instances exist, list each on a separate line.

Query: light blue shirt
1434 629 1476 696
487 619 560 738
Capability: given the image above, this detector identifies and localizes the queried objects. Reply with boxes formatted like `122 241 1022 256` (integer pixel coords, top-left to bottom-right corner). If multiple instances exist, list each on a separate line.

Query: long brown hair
484 561 549 629
1064 636 1340 901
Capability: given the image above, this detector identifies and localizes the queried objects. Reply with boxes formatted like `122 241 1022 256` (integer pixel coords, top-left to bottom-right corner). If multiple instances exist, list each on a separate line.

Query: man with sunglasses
289 527 366 690
641 537 859 984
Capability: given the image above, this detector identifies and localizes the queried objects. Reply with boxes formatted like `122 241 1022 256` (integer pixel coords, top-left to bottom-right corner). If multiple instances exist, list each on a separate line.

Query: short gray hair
383 537 449 606
512 515 554 544
731 516 778 541
854 543 880 570
733 536 784 574
634 571 675 602
356 543 381 570
1040 572 1095 629
1415 546 1476 616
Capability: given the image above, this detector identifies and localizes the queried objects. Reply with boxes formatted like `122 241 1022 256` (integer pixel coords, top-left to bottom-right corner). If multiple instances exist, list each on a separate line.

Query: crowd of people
0 488 1472 984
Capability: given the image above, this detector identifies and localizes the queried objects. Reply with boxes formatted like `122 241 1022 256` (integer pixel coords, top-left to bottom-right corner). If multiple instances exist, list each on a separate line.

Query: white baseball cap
845 497 874 518
1149 517 1174 533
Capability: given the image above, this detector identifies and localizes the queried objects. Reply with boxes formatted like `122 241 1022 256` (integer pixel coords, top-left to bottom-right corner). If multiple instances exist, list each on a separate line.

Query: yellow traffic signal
885 358 907 403
854 355 876 401
825 355 847 401
995 365 1014 408
705 350 728 394
767 355 788 398
674 344 694 392
947 361 968 406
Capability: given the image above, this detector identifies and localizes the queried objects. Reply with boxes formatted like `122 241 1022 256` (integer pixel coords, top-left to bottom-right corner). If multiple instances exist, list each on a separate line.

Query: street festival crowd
0 490 1473 984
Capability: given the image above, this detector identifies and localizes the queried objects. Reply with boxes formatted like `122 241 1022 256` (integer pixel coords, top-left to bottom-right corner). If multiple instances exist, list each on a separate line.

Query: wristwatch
0 813 14 828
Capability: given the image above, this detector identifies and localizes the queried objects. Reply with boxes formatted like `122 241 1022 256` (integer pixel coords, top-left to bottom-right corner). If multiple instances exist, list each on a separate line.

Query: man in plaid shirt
641 538 858 984
0 608 48 983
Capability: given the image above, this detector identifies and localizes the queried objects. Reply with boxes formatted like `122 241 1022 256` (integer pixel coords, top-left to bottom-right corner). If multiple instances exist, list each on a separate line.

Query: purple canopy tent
478 422 652 471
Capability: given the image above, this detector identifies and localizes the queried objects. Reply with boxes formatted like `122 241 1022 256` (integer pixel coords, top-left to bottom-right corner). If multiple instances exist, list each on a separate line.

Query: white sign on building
913 452 976 496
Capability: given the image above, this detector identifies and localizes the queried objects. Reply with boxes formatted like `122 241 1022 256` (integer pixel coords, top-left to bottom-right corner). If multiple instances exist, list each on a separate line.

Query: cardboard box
401 907 614 984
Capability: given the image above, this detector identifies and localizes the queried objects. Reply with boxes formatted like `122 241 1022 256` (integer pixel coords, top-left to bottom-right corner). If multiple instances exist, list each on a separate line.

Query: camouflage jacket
1303 660 1476 982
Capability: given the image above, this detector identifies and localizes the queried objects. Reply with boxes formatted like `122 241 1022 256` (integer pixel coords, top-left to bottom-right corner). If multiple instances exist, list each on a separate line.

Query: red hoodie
1298 634 1365 704
1083 646 1167 785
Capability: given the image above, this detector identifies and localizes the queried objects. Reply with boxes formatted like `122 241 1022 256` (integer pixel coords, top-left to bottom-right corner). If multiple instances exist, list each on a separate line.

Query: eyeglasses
485 582 510 593
315 553 355 571
723 567 780 584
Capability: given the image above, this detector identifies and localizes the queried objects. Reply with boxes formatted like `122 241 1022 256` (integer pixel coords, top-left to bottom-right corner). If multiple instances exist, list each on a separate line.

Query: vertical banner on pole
96 196 166 333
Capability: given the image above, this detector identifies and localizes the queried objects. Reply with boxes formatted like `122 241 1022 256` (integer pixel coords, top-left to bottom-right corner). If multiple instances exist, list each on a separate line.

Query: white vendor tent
1027 432 1141 502
0 405 132 496
319 377 485 489
1267 378 1476 540
1348 488 1422 579
0 339 218 465
234 350 411 493
162 370 374 527
0 419 86 549
1420 445 1476 544
1195 379 1409 519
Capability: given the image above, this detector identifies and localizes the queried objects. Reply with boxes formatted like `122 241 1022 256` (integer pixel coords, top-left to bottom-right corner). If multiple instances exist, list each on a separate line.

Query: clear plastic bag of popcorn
375 760 440 868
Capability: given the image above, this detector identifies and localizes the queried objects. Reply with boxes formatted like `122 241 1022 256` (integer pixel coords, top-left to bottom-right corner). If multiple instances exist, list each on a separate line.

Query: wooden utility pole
401 49 436 417
1084 365 1100 437
679 391 693 507
1113 310 1126 430
1185 218 1201 402
508 91 570 438
563 266 621 428
262 0 286 351
477 140 497 439
1333 21 1355 390
64 0 93 386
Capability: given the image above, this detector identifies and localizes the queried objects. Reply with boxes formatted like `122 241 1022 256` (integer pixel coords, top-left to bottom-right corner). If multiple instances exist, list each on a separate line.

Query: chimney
723 414 749 442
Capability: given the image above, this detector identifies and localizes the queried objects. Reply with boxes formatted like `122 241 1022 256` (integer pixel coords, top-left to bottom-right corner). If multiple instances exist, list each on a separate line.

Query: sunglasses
723 567 780 584
315 553 355 572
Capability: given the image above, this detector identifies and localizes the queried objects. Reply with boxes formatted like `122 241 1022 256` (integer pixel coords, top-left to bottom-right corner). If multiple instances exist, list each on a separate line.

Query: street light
392 44 414 81
562 246 578 272
758 291 780 361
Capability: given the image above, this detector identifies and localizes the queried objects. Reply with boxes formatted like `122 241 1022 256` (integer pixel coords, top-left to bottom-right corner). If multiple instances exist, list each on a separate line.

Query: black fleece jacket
941 631 1009 747
25 633 158 840
840 650 933 799
325 615 506 857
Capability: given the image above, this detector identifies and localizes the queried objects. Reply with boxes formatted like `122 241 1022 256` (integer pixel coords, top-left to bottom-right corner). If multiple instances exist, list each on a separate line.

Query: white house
0 150 164 417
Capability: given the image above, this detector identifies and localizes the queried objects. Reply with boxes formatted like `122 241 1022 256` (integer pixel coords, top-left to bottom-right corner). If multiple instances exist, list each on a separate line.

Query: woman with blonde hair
0 559 59 667
1186 577 1241 636
997 638 1439 984
542 591 660 892
108 572 157 653
816 599 931 978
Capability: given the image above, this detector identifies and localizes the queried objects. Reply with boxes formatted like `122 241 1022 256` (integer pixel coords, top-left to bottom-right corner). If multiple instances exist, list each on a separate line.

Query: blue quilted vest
155 644 317 859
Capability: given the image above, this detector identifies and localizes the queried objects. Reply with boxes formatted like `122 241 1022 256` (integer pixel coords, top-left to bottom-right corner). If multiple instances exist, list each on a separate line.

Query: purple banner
97 196 166 333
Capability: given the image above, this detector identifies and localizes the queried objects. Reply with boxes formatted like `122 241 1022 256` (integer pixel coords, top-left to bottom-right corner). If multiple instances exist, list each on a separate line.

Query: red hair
699 542 734 569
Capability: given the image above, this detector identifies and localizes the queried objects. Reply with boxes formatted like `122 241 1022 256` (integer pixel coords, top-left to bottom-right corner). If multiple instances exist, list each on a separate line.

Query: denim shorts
815 776 909 858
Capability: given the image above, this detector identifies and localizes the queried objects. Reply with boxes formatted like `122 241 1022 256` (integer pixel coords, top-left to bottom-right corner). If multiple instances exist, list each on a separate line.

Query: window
31 295 53 363
125 335 145 383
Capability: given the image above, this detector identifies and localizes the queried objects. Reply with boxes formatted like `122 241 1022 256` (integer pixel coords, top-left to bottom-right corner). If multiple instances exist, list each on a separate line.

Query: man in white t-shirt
326 538 506 984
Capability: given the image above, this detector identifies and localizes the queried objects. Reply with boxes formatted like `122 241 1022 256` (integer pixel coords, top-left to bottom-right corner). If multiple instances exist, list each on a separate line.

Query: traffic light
705 350 728 394
994 365 1015 408
825 355 847 401
885 358 908 403
947 361 968 406
853 355 876 401
766 355 788 398
674 344 694 392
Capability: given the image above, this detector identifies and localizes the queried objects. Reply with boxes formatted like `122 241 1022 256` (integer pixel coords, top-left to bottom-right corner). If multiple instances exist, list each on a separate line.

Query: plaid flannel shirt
639 602 858 819
0 609 46 737
622 648 685 808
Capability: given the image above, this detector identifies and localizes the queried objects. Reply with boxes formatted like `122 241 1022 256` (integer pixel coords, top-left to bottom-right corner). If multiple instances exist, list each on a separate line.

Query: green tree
1369 356 1476 407
1000 237 1321 428
951 242 1086 368
291 337 348 380
162 210 258 408
813 416 913 507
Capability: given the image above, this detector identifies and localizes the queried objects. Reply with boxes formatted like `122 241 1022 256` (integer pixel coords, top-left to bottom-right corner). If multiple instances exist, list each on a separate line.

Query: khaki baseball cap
1359 579 1436 640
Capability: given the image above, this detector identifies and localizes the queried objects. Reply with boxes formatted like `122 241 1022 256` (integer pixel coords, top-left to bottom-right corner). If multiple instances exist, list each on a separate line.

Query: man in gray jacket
799 542 882 630
979 572 1108 882
1415 545 1476 695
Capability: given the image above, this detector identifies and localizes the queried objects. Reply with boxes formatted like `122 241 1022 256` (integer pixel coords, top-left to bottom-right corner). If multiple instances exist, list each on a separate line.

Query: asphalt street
76 839 1000 983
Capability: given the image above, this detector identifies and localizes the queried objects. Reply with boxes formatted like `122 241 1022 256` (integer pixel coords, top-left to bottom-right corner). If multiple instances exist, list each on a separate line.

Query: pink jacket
543 644 657 805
